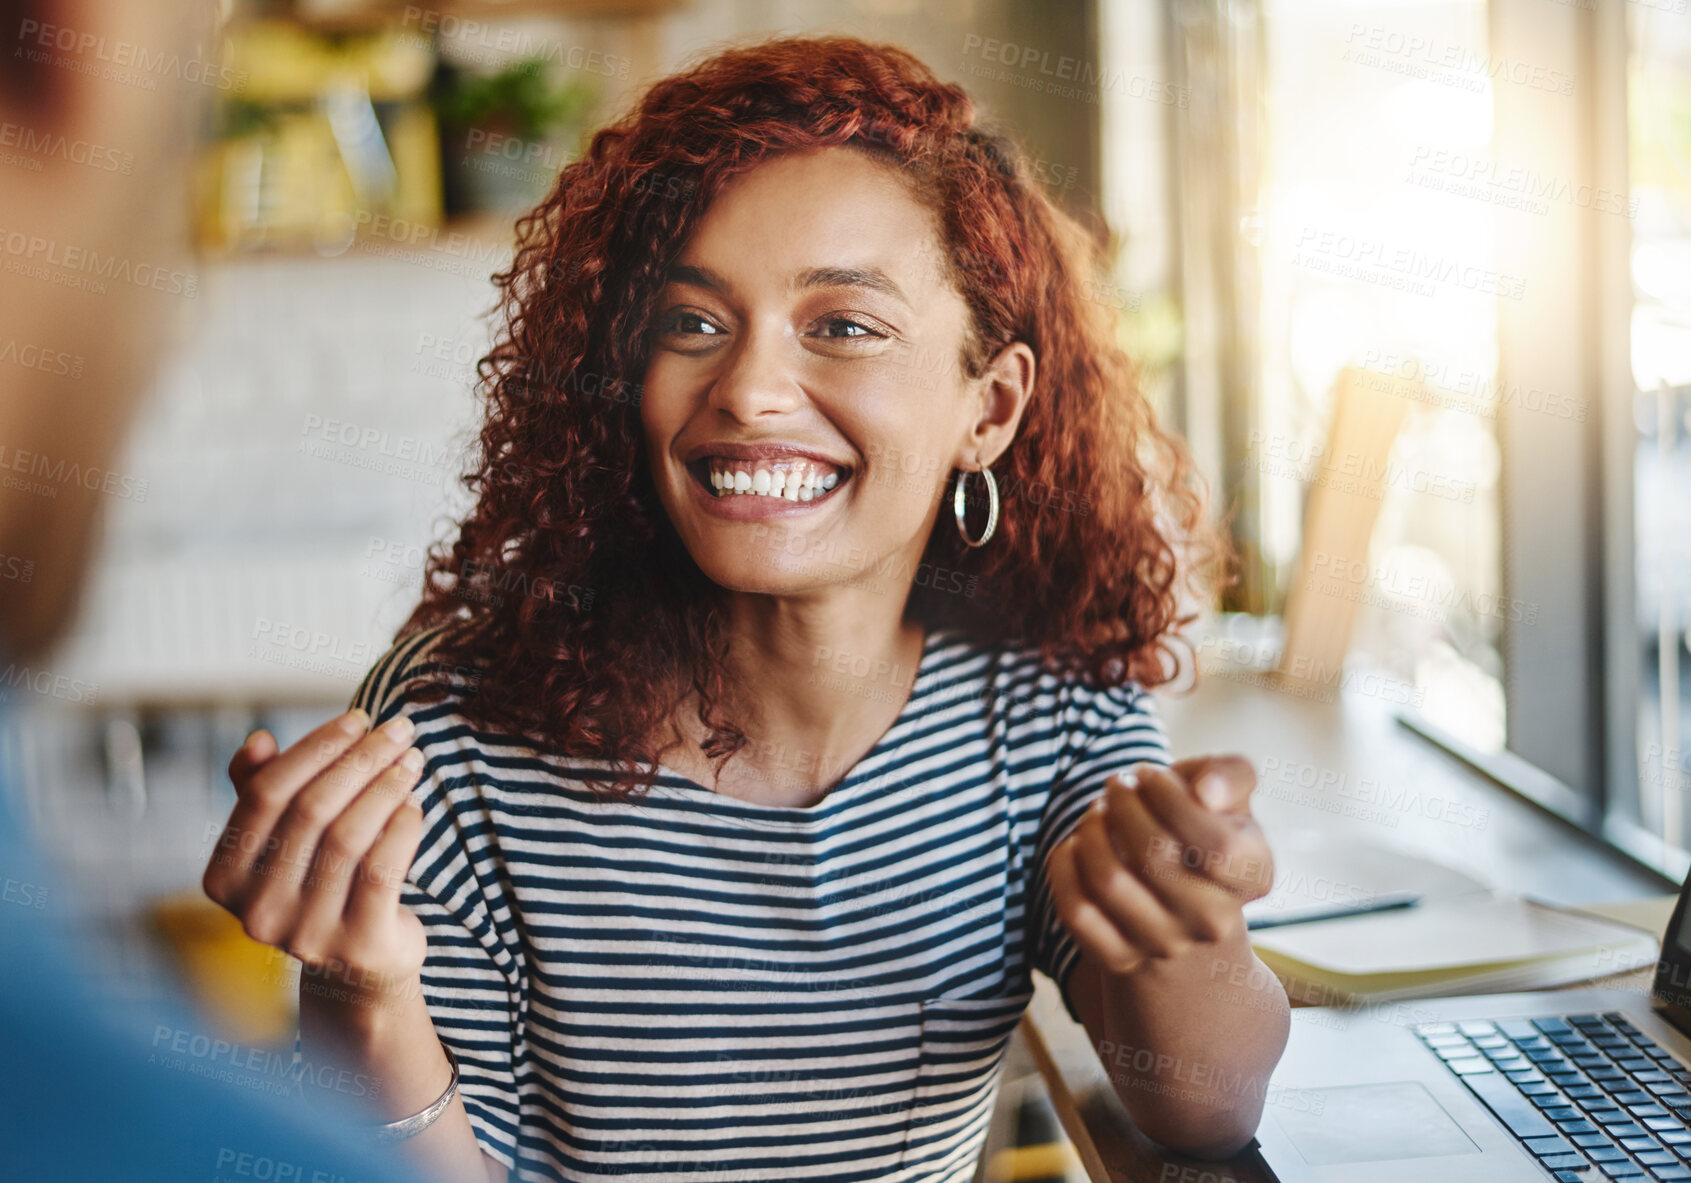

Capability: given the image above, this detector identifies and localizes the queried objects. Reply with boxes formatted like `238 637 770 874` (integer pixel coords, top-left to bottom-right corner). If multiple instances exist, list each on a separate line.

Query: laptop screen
1653 872 1691 1024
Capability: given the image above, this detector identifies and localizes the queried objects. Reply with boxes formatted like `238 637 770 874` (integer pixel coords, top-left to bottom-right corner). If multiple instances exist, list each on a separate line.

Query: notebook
1243 835 1660 1004
1251 892 1660 1003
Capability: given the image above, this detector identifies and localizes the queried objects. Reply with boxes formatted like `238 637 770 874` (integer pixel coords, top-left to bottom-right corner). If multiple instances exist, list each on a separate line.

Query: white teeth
703 459 847 500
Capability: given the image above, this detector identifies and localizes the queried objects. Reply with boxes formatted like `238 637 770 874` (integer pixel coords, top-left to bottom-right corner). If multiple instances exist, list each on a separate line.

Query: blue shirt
0 708 425 1182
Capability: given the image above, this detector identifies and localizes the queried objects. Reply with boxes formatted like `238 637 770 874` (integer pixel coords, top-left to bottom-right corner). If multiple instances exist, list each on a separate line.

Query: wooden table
1017 669 1677 1183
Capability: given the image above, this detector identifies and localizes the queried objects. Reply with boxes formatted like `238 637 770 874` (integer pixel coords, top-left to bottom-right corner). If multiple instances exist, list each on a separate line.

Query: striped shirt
349 624 1171 1182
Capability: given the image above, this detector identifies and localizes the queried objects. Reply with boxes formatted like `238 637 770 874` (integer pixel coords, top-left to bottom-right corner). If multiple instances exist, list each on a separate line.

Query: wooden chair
1274 365 1421 696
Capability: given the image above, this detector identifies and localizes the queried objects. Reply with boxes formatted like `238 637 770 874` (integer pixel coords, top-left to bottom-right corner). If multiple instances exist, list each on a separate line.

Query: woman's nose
705 328 805 421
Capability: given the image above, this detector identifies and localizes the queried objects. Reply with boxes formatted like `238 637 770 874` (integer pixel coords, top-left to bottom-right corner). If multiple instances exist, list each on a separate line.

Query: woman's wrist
298 973 458 1122
299 969 427 1057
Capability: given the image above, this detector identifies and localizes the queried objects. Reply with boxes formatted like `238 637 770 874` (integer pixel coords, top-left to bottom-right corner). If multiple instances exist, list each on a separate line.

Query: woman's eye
813 317 883 340
659 310 723 337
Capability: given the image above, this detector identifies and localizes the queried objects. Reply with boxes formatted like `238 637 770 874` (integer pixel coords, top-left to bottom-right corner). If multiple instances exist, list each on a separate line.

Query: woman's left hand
1046 755 1274 977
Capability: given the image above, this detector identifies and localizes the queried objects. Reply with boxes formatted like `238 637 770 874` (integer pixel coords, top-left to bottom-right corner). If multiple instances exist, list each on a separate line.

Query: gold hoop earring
953 468 999 548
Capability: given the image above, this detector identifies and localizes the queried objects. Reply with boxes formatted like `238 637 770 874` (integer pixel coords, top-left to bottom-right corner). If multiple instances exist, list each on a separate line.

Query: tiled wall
53 249 497 703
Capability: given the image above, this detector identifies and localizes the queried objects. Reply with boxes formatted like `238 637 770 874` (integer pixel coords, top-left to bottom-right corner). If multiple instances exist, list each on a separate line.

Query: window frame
1401 0 1684 883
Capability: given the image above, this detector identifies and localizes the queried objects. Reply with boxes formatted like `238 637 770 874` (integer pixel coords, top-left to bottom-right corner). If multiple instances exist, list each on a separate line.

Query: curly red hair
400 33 1222 796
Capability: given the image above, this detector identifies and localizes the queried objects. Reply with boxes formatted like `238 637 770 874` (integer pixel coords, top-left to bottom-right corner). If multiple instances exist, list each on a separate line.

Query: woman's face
641 146 1025 602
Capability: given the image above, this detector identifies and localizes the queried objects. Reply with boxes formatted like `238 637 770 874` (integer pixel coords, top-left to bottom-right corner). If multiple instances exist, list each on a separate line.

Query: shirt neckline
652 626 952 820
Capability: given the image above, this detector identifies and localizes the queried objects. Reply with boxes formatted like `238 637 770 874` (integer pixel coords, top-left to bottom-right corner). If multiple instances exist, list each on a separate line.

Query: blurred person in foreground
201 34 1289 1183
0 2 429 1180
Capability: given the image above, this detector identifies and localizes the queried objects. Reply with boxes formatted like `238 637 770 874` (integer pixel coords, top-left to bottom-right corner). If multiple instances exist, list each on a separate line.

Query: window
1144 0 1691 880
1625 4 1691 857
1256 0 1507 750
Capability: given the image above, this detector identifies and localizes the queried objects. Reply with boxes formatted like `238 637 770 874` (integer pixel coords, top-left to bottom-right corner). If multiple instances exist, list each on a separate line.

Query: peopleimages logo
1405 146 1636 222
1306 551 1540 626
399 7 631 77
959 33 1189 107
1243 430 1476 505
0 337 83 378
1358 351 1589 423
0 121 133 173
0 443 149 502
0 228 198 297
1291 227 1525 301
0 660 98 705
14 19 248 92
1340 24 1574 96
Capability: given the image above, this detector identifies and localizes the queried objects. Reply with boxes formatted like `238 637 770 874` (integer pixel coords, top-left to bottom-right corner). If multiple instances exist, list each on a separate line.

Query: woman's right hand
205 712 504 1182
202 708 429 1016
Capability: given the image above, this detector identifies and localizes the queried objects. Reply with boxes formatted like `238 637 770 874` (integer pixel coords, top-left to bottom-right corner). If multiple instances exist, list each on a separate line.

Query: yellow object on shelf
195 99 441 253
231 20 435 104
982 1142 1082 1182
193 20 443 253
150 890 297 1047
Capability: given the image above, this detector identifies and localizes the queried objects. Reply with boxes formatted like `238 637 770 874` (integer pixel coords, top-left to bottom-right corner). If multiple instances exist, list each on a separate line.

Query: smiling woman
411 36 1216 770
202 33 1290 1183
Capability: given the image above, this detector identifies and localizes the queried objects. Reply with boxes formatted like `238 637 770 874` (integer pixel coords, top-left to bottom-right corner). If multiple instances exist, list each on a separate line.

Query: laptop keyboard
1417 1012 1691 1181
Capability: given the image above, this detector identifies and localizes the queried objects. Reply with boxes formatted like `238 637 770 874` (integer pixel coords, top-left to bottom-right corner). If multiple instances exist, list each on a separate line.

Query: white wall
50 248 498 706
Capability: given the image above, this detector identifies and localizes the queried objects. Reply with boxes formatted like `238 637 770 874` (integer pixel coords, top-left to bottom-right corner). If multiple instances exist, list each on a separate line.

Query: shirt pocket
899 992 1031 1172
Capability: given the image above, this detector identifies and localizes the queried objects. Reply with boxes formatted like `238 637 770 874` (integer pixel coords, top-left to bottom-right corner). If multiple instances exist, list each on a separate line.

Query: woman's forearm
1094 930 1291 1157
298 977 505 1183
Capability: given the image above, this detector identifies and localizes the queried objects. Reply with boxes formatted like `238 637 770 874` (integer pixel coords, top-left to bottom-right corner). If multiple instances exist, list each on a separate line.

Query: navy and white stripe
349 625 1170 1182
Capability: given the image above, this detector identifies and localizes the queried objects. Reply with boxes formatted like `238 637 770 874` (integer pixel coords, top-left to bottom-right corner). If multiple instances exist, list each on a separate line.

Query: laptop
1252 873 1691 1182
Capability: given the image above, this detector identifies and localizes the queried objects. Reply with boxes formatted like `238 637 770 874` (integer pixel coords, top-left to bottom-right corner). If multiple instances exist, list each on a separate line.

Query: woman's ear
963 341 1036 469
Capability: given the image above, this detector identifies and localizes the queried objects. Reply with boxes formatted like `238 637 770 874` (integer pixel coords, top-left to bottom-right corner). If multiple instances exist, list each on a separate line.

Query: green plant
213 97 286 141
433 57 594 141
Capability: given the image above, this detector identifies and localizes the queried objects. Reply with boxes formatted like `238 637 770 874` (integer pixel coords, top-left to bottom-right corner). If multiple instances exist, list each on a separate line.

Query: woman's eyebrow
663 262 909 309
666 263 725 292
793 265 910 308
